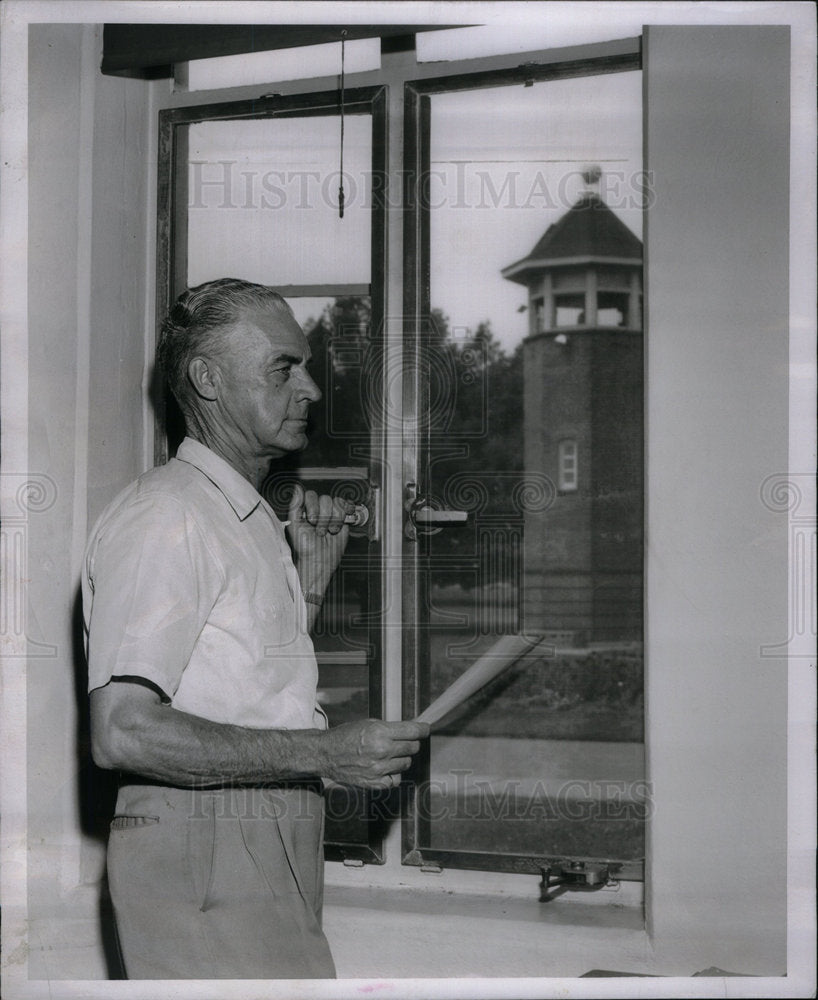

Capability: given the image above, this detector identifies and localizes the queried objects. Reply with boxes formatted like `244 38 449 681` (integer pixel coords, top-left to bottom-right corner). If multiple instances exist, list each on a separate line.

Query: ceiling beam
101 24 458 77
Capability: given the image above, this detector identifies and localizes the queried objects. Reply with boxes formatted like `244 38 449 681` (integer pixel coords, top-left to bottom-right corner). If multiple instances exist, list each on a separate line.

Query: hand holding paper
415 633 544 728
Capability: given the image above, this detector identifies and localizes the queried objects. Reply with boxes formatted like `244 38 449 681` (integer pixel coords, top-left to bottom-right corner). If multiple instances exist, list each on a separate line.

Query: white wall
24 22 153 965
643 25 789 973
27 22 97 916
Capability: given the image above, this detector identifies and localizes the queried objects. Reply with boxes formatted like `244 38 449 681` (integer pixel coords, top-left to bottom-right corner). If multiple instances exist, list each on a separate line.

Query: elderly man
83 278 427 979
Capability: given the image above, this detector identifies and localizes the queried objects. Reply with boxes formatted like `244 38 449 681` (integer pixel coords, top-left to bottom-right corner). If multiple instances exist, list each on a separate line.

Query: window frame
401 50 645 882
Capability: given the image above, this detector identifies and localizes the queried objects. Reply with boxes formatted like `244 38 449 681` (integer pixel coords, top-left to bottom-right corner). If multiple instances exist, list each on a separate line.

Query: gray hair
157 278 294 413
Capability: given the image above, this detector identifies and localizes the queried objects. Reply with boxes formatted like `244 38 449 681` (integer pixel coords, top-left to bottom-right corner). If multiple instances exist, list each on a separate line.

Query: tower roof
502 192 643 286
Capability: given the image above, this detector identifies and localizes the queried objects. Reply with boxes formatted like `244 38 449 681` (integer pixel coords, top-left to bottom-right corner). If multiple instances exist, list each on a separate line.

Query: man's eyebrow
268 353 304 365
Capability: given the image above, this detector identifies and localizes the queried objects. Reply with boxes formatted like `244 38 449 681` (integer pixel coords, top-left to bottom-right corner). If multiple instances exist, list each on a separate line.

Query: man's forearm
92 683 428 790
97 693 331 786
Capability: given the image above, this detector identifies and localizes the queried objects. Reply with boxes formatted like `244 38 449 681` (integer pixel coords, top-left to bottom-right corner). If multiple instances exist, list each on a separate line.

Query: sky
187 70 643 351
428 71 643 349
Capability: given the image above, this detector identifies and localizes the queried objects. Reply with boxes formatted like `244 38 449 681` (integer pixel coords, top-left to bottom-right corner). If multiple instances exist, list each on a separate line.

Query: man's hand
320 719 431 790
286 484 353 597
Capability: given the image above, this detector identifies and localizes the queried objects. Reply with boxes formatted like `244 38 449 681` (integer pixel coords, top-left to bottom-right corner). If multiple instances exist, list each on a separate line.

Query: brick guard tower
502 167 643 644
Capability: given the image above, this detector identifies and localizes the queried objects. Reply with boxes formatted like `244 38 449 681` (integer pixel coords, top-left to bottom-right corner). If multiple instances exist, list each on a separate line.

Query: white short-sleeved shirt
83 437 327 731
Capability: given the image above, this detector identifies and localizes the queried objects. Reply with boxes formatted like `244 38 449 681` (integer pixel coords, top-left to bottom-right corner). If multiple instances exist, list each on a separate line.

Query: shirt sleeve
84 492 225 700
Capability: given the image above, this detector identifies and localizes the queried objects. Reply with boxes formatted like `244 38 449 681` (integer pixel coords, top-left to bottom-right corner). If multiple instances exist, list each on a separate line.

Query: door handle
300 505 368 525
413 507 468 525
298 489 379 541
349 486 380 541
343 504 371 529
407 497 469 537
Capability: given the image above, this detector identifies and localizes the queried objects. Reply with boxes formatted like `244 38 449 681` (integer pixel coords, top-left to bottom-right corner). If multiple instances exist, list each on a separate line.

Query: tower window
553 293 585 327
597 290 630 326
558 439 578 491
533 297 545 333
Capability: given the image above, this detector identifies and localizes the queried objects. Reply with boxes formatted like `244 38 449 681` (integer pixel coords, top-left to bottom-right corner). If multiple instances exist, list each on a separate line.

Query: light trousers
107 781 336 979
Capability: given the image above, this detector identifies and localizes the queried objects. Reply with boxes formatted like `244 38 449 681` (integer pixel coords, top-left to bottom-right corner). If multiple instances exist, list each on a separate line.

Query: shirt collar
175 437 262 521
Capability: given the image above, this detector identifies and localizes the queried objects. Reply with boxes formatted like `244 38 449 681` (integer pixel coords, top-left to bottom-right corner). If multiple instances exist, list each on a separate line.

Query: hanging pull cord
338 30 346 219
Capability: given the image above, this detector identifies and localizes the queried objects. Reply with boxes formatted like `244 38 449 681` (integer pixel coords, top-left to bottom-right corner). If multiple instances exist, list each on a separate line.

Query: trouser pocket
110 815 159 830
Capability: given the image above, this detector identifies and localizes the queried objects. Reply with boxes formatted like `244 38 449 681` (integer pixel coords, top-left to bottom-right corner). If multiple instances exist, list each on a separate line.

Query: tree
426 314 524 589
268 298 526 593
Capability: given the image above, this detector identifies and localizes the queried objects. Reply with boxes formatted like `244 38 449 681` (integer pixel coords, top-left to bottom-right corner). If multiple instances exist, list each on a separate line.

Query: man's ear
187 357 219 401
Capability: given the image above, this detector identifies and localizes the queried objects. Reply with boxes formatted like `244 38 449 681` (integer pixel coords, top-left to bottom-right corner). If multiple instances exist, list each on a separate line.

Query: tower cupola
502 166 642 335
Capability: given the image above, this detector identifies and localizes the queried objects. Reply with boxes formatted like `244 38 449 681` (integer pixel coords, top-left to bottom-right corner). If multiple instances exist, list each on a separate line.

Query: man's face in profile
213 306 322 460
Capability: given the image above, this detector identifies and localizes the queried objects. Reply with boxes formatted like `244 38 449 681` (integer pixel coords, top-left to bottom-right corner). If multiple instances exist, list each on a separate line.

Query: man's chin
268 435 308 458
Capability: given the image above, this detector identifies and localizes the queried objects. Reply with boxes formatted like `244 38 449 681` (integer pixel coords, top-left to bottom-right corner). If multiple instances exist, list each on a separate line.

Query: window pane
186 115 371 287
419 70 644 865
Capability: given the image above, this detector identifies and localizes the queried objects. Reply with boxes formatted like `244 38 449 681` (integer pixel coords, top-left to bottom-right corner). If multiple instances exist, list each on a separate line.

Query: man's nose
300 369 322 403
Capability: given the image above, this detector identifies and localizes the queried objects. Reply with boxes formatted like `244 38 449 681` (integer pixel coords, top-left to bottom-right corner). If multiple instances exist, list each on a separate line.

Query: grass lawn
437 700 644 741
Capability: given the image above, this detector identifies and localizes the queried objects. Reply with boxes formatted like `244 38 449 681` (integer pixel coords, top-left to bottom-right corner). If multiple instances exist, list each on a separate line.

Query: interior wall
27 21 90 916
26 22 152 931
643 25 789 973
87 33 154 523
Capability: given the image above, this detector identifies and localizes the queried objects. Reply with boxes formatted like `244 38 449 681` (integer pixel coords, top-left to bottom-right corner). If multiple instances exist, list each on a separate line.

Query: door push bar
299 501 374 538
293 470 380 542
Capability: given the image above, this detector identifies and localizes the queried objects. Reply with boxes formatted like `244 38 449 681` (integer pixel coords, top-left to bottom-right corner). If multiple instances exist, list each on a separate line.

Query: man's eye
270 366 291 381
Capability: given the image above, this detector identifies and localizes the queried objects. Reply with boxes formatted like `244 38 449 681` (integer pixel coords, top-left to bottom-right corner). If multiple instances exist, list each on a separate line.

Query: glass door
403 64 646 878
157 87 389 862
